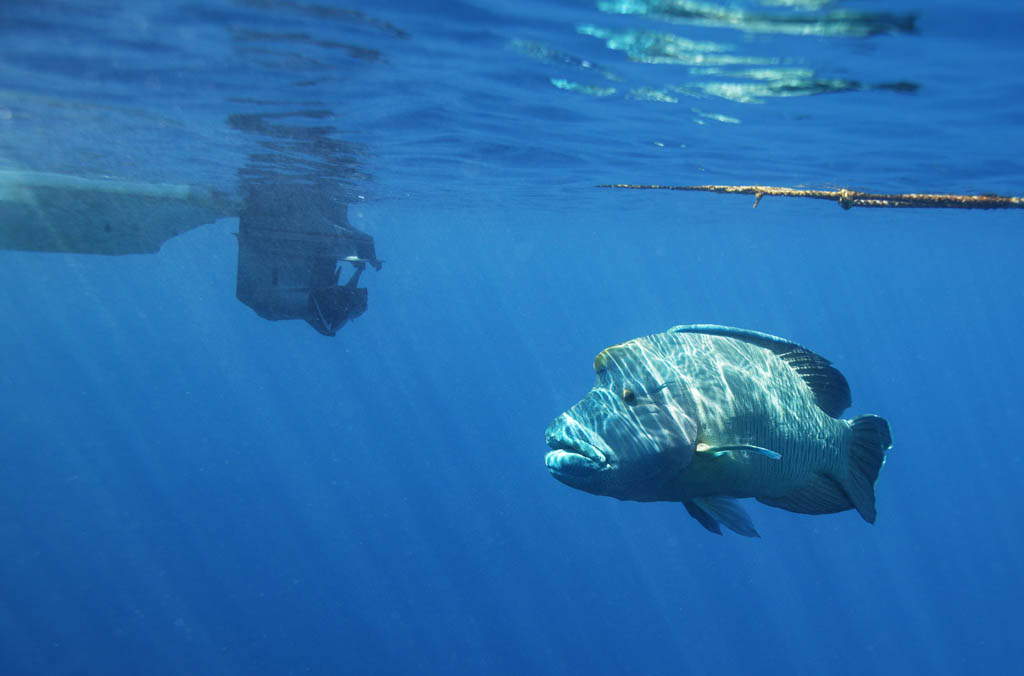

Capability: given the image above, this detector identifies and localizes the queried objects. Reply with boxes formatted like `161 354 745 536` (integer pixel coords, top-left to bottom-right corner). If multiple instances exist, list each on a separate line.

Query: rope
598 184 1024 210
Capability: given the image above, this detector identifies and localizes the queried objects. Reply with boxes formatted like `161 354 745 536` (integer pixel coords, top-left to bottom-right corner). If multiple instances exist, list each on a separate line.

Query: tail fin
842 415 893 523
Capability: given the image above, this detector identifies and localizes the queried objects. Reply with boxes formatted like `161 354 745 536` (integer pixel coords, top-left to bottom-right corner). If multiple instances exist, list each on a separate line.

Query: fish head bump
545 342 698 499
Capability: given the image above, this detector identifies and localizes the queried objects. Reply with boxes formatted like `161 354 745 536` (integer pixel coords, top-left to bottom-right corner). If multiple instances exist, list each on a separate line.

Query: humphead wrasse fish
544 325 892 537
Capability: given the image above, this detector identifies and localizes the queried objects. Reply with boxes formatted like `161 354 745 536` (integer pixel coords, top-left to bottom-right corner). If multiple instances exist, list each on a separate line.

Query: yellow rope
598 184 1024 210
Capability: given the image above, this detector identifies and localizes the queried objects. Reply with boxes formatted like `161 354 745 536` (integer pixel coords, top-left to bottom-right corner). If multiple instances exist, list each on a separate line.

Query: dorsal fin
669 324 851 417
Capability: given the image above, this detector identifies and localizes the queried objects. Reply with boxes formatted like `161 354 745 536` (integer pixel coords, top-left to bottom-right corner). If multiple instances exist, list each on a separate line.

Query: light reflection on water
4 0 1019 206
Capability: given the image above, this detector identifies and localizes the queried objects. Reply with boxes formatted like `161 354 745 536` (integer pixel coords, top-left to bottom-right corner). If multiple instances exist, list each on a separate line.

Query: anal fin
756 416 892 523
757 473 852 515
684 497 759 537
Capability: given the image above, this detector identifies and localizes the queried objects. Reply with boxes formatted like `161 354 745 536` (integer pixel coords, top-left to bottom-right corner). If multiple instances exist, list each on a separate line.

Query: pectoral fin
697 444 782 460
683 497 760 537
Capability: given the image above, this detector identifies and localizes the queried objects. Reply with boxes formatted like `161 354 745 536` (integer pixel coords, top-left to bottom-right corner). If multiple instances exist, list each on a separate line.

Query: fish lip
544 437 609 477
546 437 607 465
544 450 603 477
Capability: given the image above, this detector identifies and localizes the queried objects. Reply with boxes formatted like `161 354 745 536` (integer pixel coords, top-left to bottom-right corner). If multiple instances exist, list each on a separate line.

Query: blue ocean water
1 1 1023 675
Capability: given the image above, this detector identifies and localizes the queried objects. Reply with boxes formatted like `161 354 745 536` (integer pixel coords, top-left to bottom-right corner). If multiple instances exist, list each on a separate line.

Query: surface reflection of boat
0 170 381 336
235 184 381 336
0 170 237 255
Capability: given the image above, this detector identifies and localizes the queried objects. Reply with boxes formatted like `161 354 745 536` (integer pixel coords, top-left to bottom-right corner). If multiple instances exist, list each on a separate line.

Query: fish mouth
544 438 608 477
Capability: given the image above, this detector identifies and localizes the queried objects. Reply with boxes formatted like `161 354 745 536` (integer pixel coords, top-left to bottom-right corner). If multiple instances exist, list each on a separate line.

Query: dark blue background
2 1 1023 674
3 194 1021 675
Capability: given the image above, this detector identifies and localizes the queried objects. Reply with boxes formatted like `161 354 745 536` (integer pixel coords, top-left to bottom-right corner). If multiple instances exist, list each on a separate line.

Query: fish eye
621 388 637 405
